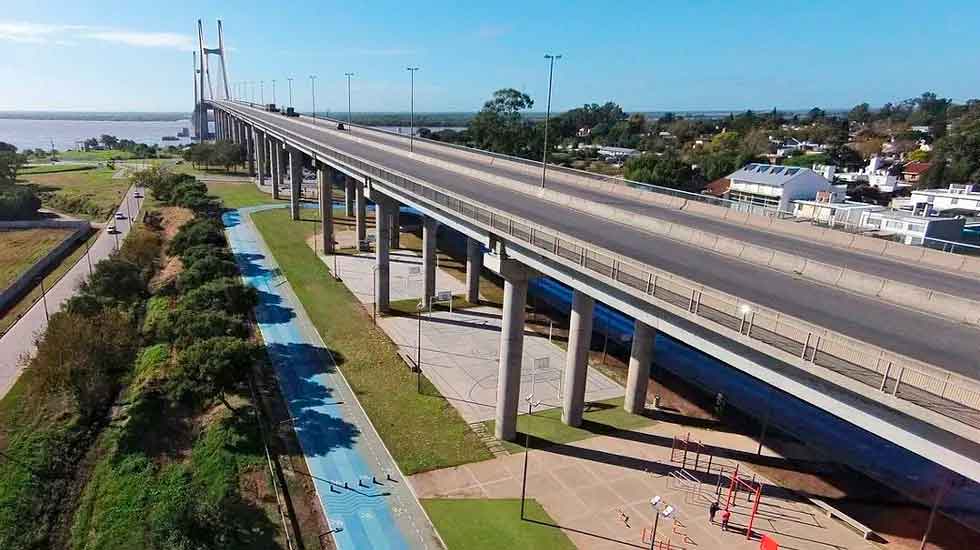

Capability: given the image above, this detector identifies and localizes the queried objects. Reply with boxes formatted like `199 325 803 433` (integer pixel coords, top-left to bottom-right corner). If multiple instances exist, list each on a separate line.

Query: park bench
809 498 876 540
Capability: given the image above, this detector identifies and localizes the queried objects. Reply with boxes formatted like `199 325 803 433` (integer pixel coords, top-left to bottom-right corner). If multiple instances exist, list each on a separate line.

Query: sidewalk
317 231 622 424
410 420 877 550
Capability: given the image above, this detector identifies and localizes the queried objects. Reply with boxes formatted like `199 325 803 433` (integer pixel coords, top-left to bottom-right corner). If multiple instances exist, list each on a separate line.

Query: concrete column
625 320 656 414
465 238 483 304
562 290 595 427
422 217 438 307
388 204 400 249
354 180 366 249
289 147 302 220
317 164 334 254
345 179 355 216
255 130 266 185
495 262 530 442
273 141 285 200
246 126 256 176
375 197 391 313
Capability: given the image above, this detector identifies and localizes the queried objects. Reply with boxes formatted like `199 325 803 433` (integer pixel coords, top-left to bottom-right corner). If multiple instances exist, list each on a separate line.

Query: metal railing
218 101 980 428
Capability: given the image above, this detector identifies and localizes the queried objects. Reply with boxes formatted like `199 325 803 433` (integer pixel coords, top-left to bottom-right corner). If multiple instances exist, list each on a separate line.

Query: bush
152 308 248 347
169 337 259 410
0 185 41 220
178 277 257 316
168 218 226 257
176 255 239 290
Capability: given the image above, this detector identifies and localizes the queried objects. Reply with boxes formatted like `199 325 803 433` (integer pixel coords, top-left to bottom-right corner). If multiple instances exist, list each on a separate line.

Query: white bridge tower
194 19 231 140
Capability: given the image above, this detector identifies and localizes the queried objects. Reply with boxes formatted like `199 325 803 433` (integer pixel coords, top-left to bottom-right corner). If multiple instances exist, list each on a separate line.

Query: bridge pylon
195 19 232 141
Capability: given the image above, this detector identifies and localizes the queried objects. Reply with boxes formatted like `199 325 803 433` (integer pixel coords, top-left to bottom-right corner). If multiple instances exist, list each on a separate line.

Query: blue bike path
223 205 440 550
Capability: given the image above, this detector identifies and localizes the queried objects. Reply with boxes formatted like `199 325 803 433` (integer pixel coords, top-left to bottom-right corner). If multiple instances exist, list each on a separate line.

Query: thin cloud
0 20 194 50
0 21 87 44
345 47 420 56
83 30 195 51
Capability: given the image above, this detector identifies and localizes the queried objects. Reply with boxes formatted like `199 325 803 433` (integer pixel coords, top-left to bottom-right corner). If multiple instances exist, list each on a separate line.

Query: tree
469 88 534 156
848 103 871 124
99 134 120 149
624 152 699 192
922 118 980 187
170 337 259 411
0 187 41 220
179 277 257 316
808 107 826 121
0 142 26 185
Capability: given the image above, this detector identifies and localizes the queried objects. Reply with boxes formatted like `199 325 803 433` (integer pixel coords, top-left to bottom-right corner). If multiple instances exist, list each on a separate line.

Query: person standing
709 501 720 524
721 509 731 532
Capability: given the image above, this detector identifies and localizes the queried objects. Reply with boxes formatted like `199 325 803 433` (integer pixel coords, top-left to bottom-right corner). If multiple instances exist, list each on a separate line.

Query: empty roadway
216 101 980 380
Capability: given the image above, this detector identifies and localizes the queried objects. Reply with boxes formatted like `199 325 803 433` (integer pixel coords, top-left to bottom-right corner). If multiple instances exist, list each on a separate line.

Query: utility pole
310 75 318 121
345 72 354 131
272 79 277 105
541 54 562 189
287 77 294 108
407 67 419 152
260 80 264 104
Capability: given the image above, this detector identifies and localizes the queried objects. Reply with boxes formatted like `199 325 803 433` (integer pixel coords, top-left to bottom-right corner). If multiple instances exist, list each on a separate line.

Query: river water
0 118 194 151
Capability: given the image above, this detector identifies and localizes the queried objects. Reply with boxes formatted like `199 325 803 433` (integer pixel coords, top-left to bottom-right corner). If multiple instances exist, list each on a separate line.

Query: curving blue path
224 205 429 550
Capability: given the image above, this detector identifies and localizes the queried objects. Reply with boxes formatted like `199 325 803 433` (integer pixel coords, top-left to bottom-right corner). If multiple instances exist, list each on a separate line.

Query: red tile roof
903 162 930 175
703 177 730 197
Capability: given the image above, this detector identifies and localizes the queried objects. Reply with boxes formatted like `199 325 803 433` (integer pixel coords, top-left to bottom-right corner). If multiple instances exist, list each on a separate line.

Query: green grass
23 166 130 220
251 207 492 474
19 164 97 175
206 182 278 209
57 149 137 161
484 397 655 454
421 499 575 550
0 228 75 290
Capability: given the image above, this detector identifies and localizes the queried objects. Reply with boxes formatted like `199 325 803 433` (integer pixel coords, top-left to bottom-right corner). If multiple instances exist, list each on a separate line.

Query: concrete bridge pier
562 290 595 427
625 320 656 414
246 125 256 177
345 179 355 216
317 163 334 254
288 147 302 220
374 196 393 313
254 129 266 185
466 238 482 304
354 180 367 249
271 139 282 200
388 203 400 250
422 217 438 307
494 258 532 442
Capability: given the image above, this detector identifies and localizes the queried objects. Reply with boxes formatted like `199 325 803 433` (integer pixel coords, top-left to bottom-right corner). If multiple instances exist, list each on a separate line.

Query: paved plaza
410 421 878 550
318 234 621 423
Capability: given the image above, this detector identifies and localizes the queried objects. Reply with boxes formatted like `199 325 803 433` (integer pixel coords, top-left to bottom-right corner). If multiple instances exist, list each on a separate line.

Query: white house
910 184 980 216
597 146 640 161
726 163 834 212
793 199 884 227
859 210 964 246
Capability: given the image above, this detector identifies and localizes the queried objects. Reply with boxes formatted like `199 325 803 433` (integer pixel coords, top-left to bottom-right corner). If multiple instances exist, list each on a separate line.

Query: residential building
910 184 980 216
793 199 884 227
901 161 930 184
725 163 834 212
597 146 640 161
859 210 964 246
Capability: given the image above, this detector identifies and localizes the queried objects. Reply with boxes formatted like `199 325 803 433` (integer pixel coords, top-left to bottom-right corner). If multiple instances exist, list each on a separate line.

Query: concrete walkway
0 185 141 397
226 205 442 550
319 237 621 424
410 421 877 550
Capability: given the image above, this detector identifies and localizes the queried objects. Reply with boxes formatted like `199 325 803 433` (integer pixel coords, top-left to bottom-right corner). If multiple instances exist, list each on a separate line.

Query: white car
134 192 144 199
114 212 126 220
107 223 117 233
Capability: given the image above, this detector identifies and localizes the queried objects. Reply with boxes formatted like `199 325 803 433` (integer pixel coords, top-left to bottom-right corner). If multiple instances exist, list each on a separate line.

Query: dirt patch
151 255 183 290
157 206 194 241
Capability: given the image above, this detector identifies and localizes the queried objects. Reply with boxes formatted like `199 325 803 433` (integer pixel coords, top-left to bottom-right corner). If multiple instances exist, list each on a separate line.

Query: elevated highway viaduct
207 100 980 494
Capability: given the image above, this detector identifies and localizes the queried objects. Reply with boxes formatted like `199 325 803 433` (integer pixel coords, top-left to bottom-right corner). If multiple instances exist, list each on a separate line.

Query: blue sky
2 0 979 113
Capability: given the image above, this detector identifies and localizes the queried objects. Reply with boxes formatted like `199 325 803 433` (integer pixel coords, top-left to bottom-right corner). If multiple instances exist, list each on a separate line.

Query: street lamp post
287 77 294 108
407 67 419 152
272 79 277 105
416 301 425 393
541 54 562 188
520 392 543 519
260 80 265 104
310 75 318 121
345 72 354 131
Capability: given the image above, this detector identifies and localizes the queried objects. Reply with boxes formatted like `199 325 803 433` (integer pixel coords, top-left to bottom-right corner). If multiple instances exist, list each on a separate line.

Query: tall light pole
345 72 354 131
260 80 265 104
541 54 562 189
407 67 419 152
310 75 318 121
287 77 294 108
272 79 277 105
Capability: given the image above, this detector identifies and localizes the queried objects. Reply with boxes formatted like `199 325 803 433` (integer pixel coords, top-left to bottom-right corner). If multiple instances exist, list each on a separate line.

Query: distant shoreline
0 112 191 122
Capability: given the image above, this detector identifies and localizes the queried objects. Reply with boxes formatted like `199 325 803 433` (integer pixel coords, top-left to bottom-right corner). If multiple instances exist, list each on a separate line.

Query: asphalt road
303 114 980 301
218 102 980 379
0 187 142 397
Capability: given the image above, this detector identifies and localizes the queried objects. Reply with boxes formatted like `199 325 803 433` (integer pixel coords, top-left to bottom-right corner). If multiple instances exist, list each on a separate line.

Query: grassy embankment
19 164 97 176
56 149 138 161
251 207 492 474
21 166 130 221
422 499 575 550
0 228 74 291
205 181 278 209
